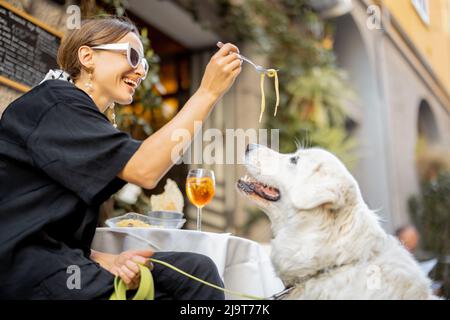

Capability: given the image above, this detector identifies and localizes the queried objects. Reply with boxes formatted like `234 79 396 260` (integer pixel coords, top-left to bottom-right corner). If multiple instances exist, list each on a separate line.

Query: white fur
239 145 435 299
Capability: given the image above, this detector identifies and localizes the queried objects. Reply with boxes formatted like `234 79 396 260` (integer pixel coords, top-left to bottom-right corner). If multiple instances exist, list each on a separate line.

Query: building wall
379 0 450 229
334 5 394 231
333 0 450 233
384 42 450 227
383 0 450 96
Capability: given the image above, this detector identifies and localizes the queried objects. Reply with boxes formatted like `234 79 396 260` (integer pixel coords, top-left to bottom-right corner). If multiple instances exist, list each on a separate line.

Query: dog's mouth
237 175 281 202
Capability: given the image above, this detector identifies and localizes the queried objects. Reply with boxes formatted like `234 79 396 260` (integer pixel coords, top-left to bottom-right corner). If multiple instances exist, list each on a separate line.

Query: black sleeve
27 102 142 204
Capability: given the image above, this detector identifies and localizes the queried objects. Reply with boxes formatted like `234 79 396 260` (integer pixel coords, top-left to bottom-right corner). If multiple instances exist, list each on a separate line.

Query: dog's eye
290 156 299 165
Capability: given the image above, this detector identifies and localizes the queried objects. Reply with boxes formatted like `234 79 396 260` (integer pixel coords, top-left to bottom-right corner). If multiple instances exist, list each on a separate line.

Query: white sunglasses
91 42 149 79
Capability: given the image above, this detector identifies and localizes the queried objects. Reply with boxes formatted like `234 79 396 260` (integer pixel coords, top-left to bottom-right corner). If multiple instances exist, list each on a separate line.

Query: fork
216 42 277 74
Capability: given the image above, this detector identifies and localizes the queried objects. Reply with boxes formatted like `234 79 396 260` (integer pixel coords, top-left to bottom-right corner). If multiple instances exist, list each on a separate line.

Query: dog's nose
246 144 259 154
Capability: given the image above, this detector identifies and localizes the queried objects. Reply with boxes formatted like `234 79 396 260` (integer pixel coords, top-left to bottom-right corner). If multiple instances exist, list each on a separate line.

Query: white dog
237 144 435 299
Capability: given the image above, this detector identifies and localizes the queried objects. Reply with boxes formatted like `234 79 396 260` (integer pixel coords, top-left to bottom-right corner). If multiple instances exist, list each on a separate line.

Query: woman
0 16 242 299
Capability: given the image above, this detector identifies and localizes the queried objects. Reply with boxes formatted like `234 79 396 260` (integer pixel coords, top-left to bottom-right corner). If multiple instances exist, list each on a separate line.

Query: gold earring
85 72 94 99
110 103 117 128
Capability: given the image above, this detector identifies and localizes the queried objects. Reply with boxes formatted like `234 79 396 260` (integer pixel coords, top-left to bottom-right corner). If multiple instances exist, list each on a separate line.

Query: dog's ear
289 183 343 211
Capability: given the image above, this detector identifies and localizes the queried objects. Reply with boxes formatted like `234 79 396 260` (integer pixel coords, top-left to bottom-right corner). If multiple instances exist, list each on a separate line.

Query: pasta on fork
259 69 280 123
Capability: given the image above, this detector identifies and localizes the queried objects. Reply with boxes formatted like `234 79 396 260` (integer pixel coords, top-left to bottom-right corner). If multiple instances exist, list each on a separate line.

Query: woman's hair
57 16 139 80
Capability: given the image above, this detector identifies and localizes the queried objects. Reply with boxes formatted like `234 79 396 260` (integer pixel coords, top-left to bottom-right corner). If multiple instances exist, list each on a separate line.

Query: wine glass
186 169 215 231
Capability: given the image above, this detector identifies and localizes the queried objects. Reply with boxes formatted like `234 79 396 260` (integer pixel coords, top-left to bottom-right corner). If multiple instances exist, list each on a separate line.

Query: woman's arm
118 43 242 189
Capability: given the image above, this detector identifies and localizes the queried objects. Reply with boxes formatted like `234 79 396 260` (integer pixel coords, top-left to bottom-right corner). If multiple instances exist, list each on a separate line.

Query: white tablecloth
92 228 285 299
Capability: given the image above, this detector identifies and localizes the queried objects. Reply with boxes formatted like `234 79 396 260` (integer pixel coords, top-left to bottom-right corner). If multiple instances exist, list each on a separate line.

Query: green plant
409 172 450 298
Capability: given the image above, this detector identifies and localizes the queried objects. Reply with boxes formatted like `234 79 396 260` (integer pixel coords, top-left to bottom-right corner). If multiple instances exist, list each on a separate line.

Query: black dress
0 80 225 300
0 80 140 299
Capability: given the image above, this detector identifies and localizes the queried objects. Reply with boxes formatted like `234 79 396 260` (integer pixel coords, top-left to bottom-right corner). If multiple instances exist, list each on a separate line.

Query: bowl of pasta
105 211 185 229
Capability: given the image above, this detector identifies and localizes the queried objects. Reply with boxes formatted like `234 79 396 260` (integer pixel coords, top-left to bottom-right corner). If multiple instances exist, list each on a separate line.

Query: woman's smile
123 77 138 88
122 77 137 94
120 74 142 100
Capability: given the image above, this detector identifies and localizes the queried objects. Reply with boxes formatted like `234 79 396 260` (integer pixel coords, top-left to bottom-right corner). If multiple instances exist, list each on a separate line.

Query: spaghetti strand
259 69 279 122
259 73 266 123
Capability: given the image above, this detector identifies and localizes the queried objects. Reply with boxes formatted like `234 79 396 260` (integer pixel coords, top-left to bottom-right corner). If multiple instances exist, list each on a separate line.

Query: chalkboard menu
0 1 63 92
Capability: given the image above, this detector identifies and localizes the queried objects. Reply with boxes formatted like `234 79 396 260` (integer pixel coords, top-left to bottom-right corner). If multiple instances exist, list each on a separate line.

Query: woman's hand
91 249 153 290
198 42 242 100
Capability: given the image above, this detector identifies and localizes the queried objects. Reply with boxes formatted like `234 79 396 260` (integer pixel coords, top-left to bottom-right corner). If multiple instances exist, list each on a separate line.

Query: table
92 228 285 300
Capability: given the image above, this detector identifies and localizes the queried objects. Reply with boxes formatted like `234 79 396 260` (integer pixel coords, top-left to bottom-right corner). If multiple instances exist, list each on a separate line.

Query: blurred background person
395 224 443 297
395 225 420 254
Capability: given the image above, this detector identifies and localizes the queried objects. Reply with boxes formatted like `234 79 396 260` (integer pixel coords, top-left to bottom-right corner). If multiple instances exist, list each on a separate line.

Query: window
411 0 430 25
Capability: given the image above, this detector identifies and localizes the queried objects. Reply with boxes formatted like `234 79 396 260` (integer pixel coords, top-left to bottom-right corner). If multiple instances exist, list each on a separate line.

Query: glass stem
197 206 202 231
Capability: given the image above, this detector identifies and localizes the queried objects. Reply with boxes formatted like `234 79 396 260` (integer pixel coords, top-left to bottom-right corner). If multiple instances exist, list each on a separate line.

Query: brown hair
57 16 139 80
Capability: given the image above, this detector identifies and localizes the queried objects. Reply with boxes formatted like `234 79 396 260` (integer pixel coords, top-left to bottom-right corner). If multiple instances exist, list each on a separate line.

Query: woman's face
92 32 145 105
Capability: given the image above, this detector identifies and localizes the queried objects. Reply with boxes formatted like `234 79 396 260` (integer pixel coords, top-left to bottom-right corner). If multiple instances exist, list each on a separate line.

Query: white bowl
146 211 186 229
147 211 184 220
